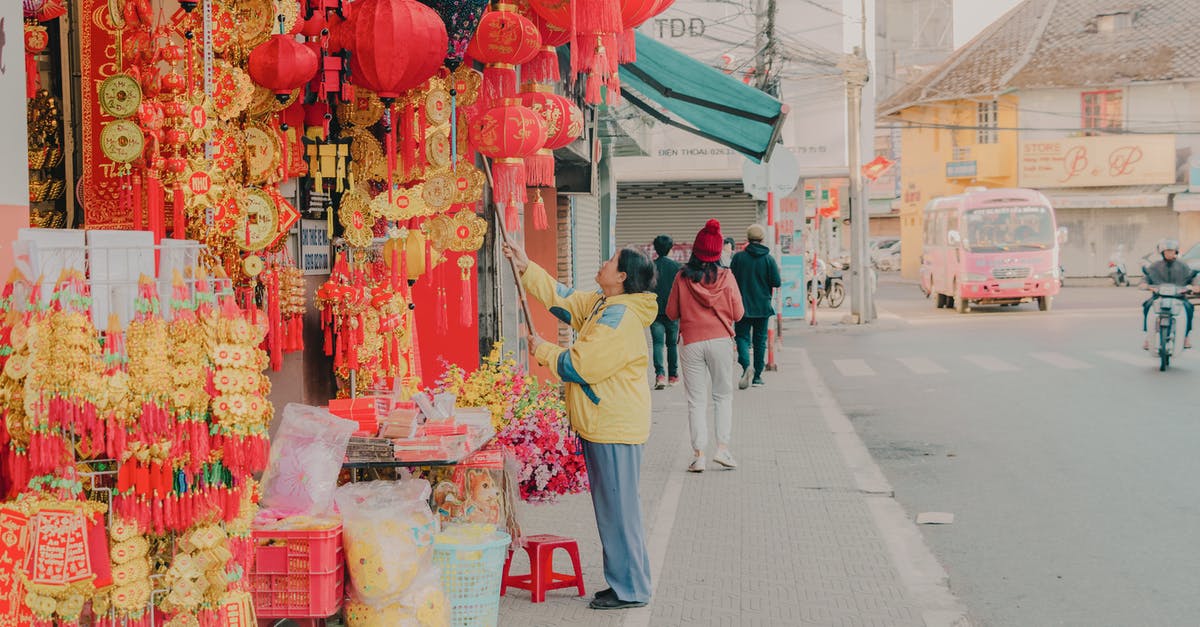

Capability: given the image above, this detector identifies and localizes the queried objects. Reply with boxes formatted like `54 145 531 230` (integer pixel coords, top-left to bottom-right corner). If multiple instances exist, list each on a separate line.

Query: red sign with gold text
79 0 132 228
0 508 32 625
24 509 93 586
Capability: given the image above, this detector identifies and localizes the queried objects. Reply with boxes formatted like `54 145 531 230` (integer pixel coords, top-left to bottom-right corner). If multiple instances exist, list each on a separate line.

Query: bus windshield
964 206 1055 252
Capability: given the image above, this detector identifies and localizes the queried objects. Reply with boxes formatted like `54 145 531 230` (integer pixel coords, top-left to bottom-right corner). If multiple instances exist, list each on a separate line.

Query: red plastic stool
501 534 586 603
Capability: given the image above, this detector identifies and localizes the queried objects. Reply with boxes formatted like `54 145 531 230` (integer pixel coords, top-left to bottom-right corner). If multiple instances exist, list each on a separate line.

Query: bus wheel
953 293 969 314
1038 296 1052 312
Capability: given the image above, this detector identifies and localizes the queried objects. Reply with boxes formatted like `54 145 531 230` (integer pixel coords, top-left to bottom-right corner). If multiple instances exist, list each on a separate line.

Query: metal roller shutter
616 181 759 249
573 195 603 292
1056 206 1176 277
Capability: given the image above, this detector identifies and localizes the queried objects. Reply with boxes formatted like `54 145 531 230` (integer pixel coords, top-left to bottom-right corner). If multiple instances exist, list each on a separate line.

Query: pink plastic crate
249 526 345 618
251 560 344 618
251 525 342 574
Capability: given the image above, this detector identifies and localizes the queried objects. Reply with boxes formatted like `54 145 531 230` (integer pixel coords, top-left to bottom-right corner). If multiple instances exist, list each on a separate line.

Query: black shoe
589 596 647 610
593 587 616 601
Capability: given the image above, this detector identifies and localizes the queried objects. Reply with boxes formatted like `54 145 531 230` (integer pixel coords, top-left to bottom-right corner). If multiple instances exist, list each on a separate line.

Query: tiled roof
878 0 1200 115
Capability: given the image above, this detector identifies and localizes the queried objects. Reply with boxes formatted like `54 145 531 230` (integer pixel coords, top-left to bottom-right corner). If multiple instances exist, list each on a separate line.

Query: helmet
1159 239 1180 254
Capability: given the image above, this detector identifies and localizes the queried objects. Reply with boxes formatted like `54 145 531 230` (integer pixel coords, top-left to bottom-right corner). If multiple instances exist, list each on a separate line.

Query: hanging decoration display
470 99 547 231
465 4 542 107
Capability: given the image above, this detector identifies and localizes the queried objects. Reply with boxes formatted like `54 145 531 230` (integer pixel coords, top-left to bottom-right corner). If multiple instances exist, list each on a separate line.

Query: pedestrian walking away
667 219 745 473
502 240 657 611
650 235 682 390
720 236 735 268
730 223 782 389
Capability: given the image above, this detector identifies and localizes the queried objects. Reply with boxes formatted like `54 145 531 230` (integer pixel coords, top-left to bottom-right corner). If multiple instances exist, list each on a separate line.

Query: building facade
880 0 1200 278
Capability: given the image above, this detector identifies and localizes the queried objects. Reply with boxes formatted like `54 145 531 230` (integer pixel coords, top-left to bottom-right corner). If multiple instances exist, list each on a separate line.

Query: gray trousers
581 438 652 603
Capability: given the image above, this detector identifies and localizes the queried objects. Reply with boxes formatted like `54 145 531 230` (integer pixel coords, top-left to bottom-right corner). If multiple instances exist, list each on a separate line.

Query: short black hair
723 237 735 247
619 247 657 293
652 235 673 257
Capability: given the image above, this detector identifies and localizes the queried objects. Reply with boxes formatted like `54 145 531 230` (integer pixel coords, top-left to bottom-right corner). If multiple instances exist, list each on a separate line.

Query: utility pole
754 0 778 95
841 0 874 324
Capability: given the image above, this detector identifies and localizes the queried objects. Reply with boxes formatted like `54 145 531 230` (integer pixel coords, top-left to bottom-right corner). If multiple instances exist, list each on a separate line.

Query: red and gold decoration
465 4 542 107
470 99 547 232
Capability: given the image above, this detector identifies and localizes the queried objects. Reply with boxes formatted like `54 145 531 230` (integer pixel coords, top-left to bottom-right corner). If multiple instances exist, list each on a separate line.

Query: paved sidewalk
498 335 970 626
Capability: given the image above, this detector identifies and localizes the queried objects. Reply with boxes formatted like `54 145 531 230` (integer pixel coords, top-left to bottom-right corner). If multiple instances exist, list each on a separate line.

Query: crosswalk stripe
833 359 876 377
1030 351 1092 370
896 357 947 374
962 354 1019 372
1096 350 1150 366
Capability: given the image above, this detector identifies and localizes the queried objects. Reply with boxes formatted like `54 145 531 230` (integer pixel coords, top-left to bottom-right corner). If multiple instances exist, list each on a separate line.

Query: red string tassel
482 64 517 107
132 172 144 230
523 46 561 84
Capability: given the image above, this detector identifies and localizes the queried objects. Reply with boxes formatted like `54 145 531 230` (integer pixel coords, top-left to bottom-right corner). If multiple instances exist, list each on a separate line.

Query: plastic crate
249 525 345 618
433 531 511 626
251 525 342 574
251 560 344 618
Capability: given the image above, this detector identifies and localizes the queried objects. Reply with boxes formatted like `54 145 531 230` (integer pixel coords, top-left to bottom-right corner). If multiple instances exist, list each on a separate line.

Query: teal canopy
620 32 787 163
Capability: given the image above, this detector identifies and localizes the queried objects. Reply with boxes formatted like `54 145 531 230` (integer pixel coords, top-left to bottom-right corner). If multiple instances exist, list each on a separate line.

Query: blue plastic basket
432 530 512 626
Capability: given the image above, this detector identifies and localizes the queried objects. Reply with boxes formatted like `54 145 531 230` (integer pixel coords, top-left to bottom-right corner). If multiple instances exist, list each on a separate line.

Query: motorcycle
808 260 846 308
1109 247 1128 286
1148 283 1190 371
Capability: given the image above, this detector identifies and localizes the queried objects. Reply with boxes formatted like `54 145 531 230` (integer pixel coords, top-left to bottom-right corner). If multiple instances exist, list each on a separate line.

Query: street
801 277 1200 626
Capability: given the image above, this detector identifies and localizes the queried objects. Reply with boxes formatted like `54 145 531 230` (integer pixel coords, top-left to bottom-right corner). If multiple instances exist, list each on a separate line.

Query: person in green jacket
503 241 659 610
729 224 782 388
650 235 682 389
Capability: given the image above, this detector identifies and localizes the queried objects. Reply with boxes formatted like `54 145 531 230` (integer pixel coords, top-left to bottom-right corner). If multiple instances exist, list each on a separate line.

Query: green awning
619 32 787 163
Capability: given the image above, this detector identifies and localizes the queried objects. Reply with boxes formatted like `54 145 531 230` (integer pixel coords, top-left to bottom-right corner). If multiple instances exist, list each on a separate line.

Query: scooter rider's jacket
1144 259 1198 287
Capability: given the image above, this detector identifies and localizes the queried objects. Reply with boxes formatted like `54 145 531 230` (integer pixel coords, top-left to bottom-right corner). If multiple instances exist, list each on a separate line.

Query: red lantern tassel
435 282 448 335
525 149 555 188
493 158 527 232
618 28 638 64
25 53 38 99
267 273 283 372
173 180 186 239
523 46 561 84
584 37 612 105
402 99 420 181
576 0 623 34
460 258 474 327
132 172 144 230
482 63 517 107
385 106 397 199
530 189 548 230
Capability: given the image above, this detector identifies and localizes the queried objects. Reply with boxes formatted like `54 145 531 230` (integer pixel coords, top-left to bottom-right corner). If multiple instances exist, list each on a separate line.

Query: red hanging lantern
470 100 547 232
342 0 448 102
526 0 570 30
519 85 582 187
466 5 542 106
519 2 571 84
618 0 673 62
248 34 320 102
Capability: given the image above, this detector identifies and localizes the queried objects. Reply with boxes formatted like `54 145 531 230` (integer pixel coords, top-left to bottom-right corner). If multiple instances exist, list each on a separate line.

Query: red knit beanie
692 219 723 262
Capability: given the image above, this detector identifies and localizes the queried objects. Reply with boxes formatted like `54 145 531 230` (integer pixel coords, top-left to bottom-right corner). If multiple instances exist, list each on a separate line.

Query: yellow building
882 97 1020 278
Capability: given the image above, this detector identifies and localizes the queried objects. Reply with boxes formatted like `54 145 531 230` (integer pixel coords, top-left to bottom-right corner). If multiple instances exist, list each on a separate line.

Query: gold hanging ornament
337 89 386 128
339 190 376 248
422 172 456 213
344 126 387 184
370 185 426 221
243 121 283 185
237 187 280 252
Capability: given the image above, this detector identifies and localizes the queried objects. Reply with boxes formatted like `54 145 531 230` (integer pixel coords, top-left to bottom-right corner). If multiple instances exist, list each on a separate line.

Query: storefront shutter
615 181 758 250
572 195 603 292
1056 206 1177 277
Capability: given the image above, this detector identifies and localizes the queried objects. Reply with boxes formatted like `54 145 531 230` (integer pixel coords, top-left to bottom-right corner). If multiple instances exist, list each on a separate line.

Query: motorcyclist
1142 239 1197 350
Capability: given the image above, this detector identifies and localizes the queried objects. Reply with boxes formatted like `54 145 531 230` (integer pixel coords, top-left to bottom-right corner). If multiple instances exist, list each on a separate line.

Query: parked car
872 239 901 271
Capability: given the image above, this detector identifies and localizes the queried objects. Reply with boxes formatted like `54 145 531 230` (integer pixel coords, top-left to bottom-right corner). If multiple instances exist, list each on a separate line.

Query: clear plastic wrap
259 403 358 516
335 479 440 607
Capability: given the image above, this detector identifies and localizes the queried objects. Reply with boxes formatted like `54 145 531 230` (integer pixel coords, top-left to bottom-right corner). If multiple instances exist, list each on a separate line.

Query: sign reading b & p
1019 135 1176 188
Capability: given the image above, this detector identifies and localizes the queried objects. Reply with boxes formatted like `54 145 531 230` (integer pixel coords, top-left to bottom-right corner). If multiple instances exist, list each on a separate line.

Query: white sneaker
687 455 705 473
713 449 738 469
738 366 752 390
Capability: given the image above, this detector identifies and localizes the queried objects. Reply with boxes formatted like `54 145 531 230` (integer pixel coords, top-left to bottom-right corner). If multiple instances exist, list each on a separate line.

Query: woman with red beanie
666 219 745 472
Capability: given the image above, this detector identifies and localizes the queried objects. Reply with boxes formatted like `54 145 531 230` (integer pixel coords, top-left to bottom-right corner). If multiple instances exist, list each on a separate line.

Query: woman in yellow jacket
503 242 657 610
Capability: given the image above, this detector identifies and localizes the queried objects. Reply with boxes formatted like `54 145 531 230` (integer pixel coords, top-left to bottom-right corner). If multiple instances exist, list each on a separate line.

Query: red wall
410 250 480 386
523 191 560 381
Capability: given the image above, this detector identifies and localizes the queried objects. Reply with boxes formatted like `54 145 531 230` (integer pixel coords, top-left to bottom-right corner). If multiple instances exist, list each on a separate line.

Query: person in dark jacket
650 235 682 389
1142 238 1197 349
730 224 782 388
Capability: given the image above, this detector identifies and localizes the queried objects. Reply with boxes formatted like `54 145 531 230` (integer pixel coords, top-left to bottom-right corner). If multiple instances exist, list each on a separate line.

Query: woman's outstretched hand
527 331 546 356
502 242 530 275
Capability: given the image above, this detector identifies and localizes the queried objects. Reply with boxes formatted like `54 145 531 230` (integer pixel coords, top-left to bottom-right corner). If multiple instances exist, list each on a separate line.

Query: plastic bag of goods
260 403 358 516
334 479 440 606
344 568 450 627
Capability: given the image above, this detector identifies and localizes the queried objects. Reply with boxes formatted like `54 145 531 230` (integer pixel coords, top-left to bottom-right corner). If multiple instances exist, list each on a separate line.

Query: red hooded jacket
665 267 745 345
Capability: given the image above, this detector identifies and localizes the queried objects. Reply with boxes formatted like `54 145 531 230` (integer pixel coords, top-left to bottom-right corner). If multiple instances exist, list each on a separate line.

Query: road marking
963 354 1019 372
896 357 947 374
1030 351 1093 370
833 359 876 377
1096 350 1150 366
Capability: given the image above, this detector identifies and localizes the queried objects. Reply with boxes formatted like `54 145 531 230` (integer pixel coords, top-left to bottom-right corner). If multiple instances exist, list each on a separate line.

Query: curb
795 347 973 627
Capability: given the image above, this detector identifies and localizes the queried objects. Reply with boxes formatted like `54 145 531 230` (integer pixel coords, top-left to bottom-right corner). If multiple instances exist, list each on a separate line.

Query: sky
954 0 1025 48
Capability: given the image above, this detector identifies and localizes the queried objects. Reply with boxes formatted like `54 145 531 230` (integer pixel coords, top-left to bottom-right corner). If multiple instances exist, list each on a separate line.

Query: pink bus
921 188 1066 313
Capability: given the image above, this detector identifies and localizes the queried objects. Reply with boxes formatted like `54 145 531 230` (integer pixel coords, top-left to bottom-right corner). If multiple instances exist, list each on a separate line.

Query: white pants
680 337 735 453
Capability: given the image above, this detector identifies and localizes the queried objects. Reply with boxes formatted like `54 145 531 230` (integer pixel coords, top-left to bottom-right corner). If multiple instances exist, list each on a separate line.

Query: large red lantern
619 0 674 62
471 100 548 232
342 0 448 102
248 34 320 102
519 85 582 186
519 2 571 84
466 5 542 106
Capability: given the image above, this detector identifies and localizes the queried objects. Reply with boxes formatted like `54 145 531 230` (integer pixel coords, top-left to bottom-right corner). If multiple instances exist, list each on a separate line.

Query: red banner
0 507 32 624
79 0 132 228
24 509 92 586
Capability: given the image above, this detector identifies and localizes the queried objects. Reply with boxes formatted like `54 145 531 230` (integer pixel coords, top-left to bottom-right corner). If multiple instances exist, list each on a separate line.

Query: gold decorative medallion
99 74 142 119
100 120 145 163
236 187 280 252
243 122 282 185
